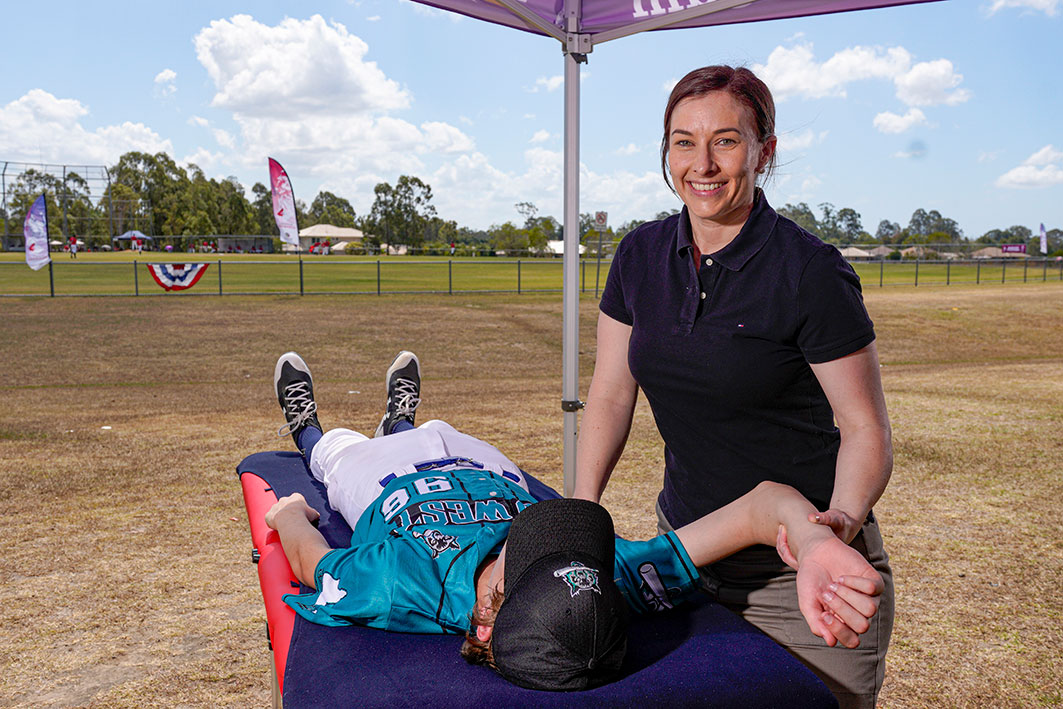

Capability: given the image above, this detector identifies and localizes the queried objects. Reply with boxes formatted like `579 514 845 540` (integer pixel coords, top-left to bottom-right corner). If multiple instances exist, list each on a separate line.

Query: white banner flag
269 158 300 248
1040 223 1048 255
24 193 51 271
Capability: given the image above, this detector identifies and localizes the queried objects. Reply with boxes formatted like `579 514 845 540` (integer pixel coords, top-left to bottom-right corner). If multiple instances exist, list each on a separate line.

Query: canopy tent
114 230 153 241
409 0 940 494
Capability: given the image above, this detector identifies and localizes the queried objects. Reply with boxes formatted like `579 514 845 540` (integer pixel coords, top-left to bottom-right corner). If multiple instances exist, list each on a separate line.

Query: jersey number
380 476 454 521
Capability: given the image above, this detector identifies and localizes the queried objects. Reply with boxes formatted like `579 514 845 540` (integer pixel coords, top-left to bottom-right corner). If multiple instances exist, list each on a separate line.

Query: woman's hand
808 508 863 545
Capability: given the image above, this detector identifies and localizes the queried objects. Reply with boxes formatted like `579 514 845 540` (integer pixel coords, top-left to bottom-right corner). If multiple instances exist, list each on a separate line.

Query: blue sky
1 0 1060 238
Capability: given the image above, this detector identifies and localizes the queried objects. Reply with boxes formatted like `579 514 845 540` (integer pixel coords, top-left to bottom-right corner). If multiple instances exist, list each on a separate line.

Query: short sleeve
599 237 633 326
797 247 876 364
613 533 699 614
282 545 393 628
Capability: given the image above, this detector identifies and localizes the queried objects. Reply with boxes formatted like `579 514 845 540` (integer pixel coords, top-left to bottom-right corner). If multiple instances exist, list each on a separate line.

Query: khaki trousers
657 502 894 709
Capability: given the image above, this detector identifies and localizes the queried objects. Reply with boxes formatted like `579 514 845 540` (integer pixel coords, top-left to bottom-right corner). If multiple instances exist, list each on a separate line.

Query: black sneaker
274 352 322 451
374 351 421 437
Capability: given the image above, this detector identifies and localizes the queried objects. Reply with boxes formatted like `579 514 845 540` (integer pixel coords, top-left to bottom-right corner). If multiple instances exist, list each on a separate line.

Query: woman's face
667 91 775 234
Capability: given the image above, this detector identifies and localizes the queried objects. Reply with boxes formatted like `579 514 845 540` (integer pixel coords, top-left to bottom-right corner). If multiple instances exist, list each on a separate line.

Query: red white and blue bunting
146 263 210 291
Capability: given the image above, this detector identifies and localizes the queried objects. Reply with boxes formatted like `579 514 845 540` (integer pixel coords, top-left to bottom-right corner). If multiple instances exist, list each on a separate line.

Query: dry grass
0 283 1060 707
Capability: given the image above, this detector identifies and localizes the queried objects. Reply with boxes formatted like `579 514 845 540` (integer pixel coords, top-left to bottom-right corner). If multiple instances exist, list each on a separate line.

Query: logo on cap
553 562 601 597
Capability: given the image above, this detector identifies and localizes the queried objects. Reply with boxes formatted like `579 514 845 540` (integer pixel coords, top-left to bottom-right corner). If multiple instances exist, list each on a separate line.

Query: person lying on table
265 350 884 692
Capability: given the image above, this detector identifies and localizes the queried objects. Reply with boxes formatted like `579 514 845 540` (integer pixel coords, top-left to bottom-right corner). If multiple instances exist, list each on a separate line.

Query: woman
574 65 893 709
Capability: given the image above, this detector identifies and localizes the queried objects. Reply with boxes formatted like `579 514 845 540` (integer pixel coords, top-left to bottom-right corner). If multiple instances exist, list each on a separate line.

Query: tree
777 202 818 234
835 207 863 243
368 176 436 248
308 191 357 228
875 220 900 243
488 221 527 253
816 202 842 243
251 182 274 235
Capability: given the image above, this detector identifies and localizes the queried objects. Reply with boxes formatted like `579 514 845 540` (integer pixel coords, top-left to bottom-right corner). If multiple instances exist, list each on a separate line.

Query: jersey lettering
381 488 410 522
413 476 454 495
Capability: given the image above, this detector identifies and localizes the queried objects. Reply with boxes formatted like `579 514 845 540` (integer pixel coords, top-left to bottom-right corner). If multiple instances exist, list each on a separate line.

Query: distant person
575 65 893 708
450 241 456 256
69 236 78 259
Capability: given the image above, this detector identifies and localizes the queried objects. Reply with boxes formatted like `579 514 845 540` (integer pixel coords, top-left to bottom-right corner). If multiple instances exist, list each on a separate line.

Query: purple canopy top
411 0 941 47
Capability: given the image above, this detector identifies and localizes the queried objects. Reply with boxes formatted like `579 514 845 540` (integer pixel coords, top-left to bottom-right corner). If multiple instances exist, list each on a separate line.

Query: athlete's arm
573 312 638 501
266 493 331 589
673 482 884 648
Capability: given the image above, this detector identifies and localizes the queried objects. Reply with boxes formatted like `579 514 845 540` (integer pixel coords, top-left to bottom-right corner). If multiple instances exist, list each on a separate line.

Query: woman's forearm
573 392 635 501
830 422 892 526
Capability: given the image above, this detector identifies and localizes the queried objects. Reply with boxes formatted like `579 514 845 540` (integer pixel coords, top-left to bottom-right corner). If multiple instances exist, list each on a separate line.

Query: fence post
946 260 950 286
1044 259 1048 282
879 260 884 288
1023 259 1028 283
517 259 521 295
1001 260 1006 284
976 260 980 284
134 260 139 296
298 256 304 296
581 259 585 293
49 260 55 297
377 260 381 295
448 259 452 295
915 260 919 287
218 259 223 295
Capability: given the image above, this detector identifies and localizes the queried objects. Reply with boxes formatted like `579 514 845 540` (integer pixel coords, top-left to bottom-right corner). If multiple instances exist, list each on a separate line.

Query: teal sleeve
613 532 700 614
282 545 396 629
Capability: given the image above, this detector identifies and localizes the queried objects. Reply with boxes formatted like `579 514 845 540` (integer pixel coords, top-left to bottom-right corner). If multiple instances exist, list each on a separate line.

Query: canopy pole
561 47 583 497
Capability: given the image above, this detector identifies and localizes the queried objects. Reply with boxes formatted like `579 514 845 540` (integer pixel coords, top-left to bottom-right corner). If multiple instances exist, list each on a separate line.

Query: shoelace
277 380 318 437
390 377 421 417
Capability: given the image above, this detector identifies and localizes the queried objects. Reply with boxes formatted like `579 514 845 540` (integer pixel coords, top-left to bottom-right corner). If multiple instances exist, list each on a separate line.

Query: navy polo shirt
599 190 875 529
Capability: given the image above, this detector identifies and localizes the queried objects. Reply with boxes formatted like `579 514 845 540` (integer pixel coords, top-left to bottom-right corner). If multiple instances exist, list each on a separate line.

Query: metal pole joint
561 399 585 412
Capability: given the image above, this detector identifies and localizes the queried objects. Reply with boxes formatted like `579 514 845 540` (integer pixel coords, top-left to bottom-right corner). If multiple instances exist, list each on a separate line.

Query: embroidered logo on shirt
315 573 348 606
637 562 676 611
411 528 461 558
553 562 601 597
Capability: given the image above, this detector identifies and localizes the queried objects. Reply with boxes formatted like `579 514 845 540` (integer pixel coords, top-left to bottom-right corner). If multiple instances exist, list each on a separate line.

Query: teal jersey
283 469 700 633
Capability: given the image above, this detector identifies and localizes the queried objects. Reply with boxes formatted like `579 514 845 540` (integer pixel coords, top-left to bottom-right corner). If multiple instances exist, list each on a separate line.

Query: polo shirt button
705 258 714 266
700 292 706 300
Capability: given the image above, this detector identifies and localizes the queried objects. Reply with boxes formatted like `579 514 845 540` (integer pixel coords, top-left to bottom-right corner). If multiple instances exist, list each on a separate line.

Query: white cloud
1024 144 1063 166
194 14 409 118
662 78 679 94
366 15 381 21
615 142 641 155
978 150 1001 163
0 89 171 165
996 144 1063 188
188 115 209 128
873 108 927 134
987 0 1059 15
756 42 969 107
530 129 550 143
532 75 564 92
154 68 177 97
894 60 970 106
776 129 827 152
192 14 475 183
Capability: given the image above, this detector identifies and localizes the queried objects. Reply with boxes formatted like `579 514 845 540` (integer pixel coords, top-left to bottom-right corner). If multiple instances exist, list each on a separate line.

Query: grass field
3 251 1061 296
0 283 1061 707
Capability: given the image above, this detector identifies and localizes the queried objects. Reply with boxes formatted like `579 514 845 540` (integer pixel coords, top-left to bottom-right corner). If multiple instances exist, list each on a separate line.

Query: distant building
283 224 365 253
546 240 587 257
971 246 1027 259
868 245 895 259
838 246 872 260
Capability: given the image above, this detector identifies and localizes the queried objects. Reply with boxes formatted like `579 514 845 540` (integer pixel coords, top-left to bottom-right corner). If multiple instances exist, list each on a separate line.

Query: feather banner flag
146 263 211 291
1041 223 1048 255
268 158 299 248
24 193 51 271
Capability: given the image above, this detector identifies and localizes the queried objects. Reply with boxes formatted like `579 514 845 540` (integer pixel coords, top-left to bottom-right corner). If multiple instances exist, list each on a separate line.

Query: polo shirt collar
673 188 779 271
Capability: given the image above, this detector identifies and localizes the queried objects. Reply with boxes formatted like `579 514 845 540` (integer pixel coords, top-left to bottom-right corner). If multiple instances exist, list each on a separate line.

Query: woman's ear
475 624 493 643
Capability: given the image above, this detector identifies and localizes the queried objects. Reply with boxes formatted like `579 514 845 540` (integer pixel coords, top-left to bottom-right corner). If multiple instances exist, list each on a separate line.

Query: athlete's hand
795 535 883 648
265 493 320 530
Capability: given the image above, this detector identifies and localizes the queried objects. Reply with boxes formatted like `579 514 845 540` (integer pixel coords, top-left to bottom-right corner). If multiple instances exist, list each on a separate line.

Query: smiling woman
575 65 895 709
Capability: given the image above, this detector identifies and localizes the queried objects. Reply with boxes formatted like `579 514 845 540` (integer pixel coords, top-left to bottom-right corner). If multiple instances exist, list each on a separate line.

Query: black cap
491 498 628 691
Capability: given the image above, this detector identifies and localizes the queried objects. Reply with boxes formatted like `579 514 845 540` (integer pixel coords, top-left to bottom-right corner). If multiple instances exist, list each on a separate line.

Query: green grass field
0 283 1061 707
3 251 1061 296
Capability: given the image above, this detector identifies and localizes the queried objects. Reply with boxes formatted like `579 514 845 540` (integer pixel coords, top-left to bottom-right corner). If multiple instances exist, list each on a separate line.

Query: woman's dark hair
460 588 505 669
661 65 777 192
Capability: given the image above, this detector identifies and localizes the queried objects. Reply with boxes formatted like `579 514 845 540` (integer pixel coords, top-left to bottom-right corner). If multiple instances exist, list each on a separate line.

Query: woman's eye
717 138 736 146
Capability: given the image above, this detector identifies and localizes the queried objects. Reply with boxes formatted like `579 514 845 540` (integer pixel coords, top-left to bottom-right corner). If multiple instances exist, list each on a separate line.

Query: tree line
1 150 1058 256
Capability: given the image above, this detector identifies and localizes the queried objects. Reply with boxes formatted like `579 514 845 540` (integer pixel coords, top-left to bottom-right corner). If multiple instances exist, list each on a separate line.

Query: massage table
238 450 838 708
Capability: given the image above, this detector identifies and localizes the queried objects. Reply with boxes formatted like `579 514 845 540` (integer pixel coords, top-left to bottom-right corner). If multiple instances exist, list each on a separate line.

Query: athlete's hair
460 588 505 669
660 64 777 193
